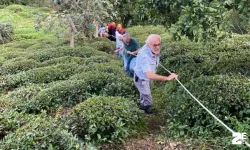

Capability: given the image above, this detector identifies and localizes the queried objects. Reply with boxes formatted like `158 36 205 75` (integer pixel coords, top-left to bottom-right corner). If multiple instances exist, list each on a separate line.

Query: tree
35 0 114 47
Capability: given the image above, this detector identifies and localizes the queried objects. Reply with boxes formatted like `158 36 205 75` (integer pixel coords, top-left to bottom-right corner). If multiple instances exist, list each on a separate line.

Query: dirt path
101 111 188 150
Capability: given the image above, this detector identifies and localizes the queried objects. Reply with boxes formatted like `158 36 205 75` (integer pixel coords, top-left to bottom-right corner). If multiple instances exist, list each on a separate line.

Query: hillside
0 4 250 150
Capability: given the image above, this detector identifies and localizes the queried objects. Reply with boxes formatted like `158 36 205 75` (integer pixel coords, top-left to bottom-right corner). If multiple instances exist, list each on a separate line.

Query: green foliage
88 41 115 54
40 56 85 67
65 96 141 143
1 63 80 90
0 110 35 139
14 80 87 113
126 25 165 45
0 0 50 7
170 0 229 41
158 38 250 82
0 114 83 149
0 22 14 44
0 57 40 75
36 0 115 40
29 46 107 62
164 75 250 137
0 98 15 112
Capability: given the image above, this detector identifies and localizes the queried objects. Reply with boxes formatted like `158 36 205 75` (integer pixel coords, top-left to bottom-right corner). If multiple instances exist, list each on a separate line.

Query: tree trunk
67 15 77 48
70 29 74 48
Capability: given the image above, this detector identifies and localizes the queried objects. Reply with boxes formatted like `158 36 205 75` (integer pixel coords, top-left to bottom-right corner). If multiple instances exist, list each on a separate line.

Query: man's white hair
122 33 130 39
145 34 161 44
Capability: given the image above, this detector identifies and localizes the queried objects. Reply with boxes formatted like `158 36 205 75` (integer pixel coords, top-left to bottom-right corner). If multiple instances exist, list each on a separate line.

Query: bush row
0 96 141 148
0 113 83 150
13 70 137 113
0 63 81 90
163 75 250 138
64 96 141 143
158 48 250 83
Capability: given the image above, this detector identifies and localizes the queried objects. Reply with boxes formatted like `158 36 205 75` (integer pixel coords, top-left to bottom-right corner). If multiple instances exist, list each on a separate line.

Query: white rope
128 52 249 147
158 63 250 148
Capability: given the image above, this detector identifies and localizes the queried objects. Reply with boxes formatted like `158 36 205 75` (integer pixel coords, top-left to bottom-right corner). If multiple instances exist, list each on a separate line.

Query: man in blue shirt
122 33 140 77
133 34 178 114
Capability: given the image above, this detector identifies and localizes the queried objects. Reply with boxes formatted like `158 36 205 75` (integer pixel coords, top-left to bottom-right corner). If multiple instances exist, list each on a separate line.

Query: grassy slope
1 4 250 150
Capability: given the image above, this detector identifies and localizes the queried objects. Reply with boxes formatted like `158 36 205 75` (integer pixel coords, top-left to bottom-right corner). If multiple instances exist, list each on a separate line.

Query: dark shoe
139 105 152 114
139 105 149 110
144 107 153 114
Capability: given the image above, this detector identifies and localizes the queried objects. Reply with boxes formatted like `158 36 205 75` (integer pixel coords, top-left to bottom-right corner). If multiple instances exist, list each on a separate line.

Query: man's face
147 37 161 55
123 37 130 45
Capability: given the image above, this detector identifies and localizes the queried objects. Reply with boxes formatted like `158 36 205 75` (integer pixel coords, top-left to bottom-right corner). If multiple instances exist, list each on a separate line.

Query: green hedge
164 75 250 137
0 115 83 149
29 46 108 62
0 22 14 44
82 62 123 75
15 80 87 113
88 41 115 54
1 63 80 90
158 49 250 83
0 98 15 112
0 57 39 75
40 56 85 67
15 70 137 113
65 96 141 143
0 110 35 139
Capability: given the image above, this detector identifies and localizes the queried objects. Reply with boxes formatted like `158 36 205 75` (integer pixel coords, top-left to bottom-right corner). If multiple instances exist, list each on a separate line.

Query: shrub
15 80 88 113
29 46 107 62
84 55 111 65
82 62 123 75
0 51 30 60
0 110 35 139
15 70 137 113
164 75 250 137
88 41 115 54
0 115 83 150
0 57 40 75
158 49 250 83
65 96 141 143
101 75 138 100
0 22 14 44
6 83 49 102
1 63 80 90
0 98 15 112
40 56 86 67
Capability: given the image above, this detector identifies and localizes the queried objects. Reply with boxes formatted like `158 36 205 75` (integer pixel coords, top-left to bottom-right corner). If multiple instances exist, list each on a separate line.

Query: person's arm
114 46 124 53
130 48 141 55
145 72 178 81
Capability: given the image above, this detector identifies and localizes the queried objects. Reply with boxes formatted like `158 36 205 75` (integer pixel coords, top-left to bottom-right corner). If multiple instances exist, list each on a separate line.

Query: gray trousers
133 75 152 107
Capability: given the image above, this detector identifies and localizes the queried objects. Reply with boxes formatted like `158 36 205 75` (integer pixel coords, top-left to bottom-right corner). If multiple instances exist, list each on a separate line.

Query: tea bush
0 115 83 150
15 69 137 113
65 96 141 143
0 110 35 139
29 46 108 62
40 56 86 67
88 40 115 54
164 75 250 137
0 98 15 112
158 46 250 83
14 80 87 113
0 57 40 75
0 22 14 44
1 63 80 90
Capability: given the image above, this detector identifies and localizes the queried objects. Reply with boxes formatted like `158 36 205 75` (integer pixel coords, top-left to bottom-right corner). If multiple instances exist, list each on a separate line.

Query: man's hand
114 50 119 54
127 51 133 55
167 73 178 81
